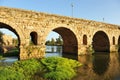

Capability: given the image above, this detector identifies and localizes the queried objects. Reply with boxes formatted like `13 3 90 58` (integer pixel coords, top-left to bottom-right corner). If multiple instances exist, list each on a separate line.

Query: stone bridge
0 7 120 60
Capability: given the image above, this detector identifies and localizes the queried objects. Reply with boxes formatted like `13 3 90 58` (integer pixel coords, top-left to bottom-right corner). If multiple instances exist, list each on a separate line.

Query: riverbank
0 57 82 80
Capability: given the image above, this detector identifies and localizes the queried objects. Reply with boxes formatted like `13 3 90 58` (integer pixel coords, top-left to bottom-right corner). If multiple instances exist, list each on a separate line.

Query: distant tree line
45 36 63 46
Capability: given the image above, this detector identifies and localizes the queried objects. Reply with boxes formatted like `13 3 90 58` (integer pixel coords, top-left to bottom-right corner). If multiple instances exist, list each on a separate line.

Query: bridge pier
78 45 92 55
78 44 118 55
19 45 45 60
110 45 118 52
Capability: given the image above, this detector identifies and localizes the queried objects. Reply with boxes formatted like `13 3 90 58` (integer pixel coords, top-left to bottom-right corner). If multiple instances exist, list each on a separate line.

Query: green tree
45 40 51 45
51 38 55 45
56 36 63 45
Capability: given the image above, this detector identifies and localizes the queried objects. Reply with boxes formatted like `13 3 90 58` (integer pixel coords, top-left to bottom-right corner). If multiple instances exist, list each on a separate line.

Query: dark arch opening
92 31 110 52
0 22 20 46
30 31 38 45
52 27 78 55
0 22 20 59
83 35 87 45
113 36 115 45
118 36 120 52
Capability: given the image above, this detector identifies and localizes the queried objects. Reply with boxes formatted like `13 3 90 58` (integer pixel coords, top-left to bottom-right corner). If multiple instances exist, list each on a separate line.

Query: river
46 46 120 80
1 46 120 80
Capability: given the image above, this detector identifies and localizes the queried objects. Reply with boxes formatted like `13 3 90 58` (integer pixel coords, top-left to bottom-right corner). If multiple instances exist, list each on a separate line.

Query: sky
0 0 120 40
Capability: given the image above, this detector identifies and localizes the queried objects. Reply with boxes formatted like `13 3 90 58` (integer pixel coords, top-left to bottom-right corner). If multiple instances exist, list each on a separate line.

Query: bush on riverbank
41 57 82 80
0 57 82 80
3 49 19 57
0 67 25 80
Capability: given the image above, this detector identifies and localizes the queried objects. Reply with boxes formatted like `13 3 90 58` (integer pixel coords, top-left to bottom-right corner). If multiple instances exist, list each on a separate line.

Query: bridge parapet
0 6 120 29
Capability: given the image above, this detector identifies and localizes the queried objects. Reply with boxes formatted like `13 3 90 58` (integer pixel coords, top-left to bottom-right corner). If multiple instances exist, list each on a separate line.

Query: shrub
0 57 82 80
0 67 25 80
12 58 42 79
41 57 82 80
0 59 43 80
3 49 19 57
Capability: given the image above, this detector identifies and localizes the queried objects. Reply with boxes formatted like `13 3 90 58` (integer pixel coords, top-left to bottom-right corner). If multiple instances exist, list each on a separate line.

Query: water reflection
118 52 120 62
46 46 62 57
46 46 62 53
76 52 120 80
92 53 110 75
62 53 78 60
46 45 78 59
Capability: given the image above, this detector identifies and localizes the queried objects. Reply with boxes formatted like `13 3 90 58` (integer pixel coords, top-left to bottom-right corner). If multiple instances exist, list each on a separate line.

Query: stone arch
113 36 115 45
118 36 120 52
30 31 38 45
92 31 110 52
83 35 87 45
0 22 20 46
49 27 78 54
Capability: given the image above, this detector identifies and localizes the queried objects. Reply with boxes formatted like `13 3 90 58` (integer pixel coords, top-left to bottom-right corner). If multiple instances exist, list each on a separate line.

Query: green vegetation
0 67 25 80
41 57 82 80
46 36 63 46
0 57 82 80
0 59 42 80
0 47 19 57
3 48 19 57
0 55 3 60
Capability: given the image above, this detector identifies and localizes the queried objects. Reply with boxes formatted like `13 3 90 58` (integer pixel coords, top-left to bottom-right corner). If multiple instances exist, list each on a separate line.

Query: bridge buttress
19 45 45 60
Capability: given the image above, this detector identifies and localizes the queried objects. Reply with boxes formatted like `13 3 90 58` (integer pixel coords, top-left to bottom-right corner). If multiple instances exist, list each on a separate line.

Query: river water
46 46 120 80
0 57 18 66
1 46 120 80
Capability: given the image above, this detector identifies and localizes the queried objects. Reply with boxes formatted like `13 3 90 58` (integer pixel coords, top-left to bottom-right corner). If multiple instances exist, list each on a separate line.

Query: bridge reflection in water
46 46 120 80
74 53 120 80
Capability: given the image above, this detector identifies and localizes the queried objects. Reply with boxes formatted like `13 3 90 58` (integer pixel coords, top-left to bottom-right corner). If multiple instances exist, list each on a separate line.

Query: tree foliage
45 36 63 46
56 36 63 45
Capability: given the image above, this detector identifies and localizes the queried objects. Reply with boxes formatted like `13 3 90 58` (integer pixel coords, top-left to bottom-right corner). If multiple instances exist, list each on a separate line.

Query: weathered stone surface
0 6 120 60
2 34 13 46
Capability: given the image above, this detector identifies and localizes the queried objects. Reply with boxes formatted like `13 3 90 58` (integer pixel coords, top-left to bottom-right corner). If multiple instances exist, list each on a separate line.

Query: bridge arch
0 22 20 46
47 27 78 54
92 31 110 52
0 22 21 59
